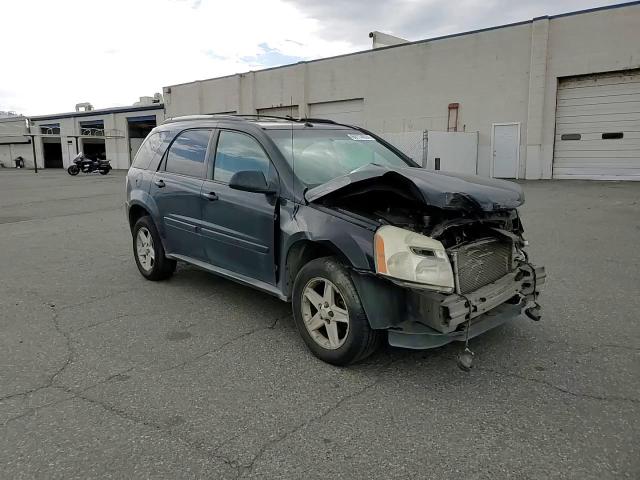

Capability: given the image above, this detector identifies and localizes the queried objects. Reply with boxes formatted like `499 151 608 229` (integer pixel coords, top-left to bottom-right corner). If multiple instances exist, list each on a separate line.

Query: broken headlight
374 225 454 292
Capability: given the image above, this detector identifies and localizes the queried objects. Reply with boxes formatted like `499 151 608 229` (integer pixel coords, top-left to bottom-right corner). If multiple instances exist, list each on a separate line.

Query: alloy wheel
136 227 155 272
301 277 350 350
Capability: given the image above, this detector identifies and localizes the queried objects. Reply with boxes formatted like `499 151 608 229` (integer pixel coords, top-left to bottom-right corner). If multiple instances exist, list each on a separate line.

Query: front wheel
132 216 176 281
292 257 383 366
67 165 80 176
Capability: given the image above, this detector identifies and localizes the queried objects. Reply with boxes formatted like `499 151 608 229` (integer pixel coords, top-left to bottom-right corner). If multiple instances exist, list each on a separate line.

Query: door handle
201 191 218 201
154 179 166 188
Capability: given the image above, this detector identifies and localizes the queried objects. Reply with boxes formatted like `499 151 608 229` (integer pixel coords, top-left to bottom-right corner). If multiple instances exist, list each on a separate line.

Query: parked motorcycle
67 152 112 176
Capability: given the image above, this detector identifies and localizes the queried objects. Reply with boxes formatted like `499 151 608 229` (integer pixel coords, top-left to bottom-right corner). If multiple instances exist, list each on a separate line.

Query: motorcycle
67 152 112 176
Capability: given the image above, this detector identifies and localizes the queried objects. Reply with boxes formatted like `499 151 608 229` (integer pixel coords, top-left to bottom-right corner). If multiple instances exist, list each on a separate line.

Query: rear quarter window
131 132 170 171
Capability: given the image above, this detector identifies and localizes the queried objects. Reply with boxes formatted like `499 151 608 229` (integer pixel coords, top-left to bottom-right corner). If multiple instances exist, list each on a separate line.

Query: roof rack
163 113 301 124
162 114 354 129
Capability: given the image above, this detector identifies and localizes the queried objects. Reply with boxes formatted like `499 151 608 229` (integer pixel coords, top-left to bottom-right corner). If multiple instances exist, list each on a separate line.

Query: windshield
267 128 414 186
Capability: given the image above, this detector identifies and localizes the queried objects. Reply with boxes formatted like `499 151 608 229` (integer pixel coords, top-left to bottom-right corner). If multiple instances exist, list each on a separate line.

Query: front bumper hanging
351 263 546 351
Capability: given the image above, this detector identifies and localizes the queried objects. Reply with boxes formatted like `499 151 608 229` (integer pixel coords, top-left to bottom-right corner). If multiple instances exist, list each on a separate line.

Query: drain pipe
27 120 38 173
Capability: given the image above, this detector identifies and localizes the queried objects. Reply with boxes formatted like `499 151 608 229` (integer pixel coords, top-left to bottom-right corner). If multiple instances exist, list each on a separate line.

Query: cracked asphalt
1 169 638 479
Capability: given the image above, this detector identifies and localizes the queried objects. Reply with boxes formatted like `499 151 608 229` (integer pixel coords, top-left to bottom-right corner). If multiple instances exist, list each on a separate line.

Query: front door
492 123 520 178
151 128 212 260
201 129 278 285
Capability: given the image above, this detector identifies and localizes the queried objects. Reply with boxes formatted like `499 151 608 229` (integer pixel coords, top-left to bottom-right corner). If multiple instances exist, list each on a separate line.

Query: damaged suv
126 115 545 365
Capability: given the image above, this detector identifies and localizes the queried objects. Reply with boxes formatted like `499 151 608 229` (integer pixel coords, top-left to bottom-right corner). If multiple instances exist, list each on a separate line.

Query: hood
304 164 524 212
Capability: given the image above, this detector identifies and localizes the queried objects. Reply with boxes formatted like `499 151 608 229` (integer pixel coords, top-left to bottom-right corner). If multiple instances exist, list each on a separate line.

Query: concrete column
525 16 550 179
197 81 204 114
238 71 257 115
299 63 309 118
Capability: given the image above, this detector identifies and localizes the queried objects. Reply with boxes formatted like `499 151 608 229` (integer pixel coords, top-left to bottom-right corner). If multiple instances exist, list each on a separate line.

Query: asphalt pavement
1 169 638 479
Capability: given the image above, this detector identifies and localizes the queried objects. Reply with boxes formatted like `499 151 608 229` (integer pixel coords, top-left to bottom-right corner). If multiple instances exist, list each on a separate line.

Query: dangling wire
459 293 474 351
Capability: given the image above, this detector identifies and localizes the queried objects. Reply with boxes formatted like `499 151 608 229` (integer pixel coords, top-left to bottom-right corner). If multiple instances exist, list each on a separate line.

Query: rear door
151 128 212 260
200 129 278 284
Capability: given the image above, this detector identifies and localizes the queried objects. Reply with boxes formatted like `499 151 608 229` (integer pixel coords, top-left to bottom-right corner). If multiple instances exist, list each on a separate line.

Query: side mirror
228 170 275 194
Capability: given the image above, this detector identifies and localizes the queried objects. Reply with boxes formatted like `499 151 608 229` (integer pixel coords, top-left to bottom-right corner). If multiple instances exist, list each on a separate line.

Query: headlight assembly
374 225 454 292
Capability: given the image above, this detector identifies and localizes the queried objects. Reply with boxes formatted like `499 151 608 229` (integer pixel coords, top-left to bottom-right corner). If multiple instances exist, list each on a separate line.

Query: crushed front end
352 210 546 350
386 225 546 349
307 166 546 350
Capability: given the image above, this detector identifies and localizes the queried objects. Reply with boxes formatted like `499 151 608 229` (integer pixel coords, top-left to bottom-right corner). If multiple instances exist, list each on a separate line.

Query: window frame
161 127 214 179
209 128 276 186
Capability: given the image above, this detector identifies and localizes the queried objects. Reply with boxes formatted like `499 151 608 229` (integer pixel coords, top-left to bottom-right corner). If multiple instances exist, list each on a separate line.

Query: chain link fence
380 130 427 166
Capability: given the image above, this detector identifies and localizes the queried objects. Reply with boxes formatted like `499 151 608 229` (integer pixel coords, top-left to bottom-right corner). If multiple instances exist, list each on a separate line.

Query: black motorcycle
67 152 112 176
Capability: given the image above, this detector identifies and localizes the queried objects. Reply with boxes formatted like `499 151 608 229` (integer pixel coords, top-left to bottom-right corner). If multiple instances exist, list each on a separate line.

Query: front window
267 128 413 186
214 130 270 183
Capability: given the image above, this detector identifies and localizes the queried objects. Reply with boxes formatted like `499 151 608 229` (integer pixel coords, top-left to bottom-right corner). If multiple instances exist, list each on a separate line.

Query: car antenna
290 96 296 206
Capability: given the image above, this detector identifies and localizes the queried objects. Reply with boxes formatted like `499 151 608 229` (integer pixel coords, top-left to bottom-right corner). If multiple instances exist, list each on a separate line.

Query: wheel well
284 240 351 298
128 204 150 232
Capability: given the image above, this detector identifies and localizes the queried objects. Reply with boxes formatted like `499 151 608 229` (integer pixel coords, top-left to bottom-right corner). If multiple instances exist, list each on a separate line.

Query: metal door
492 123 520 178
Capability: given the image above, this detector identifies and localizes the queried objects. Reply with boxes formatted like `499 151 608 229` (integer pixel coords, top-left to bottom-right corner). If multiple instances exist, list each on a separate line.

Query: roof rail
162 114 354 129
163 113 302 124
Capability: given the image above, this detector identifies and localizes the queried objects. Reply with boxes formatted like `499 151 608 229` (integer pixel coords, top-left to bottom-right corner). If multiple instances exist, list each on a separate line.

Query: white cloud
0 0 354 115
0 0 623 115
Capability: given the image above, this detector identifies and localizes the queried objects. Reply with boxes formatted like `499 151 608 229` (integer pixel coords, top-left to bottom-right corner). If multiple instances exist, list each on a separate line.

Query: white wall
0 117 34 168
164 3 640 179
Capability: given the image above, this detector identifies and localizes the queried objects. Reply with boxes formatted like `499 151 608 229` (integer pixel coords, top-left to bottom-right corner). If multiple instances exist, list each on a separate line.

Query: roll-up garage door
309 99 364 126
257 105 299 118
554 70 640 180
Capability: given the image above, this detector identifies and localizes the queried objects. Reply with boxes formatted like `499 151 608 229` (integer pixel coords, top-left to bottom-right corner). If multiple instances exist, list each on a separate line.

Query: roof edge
30 104 164 121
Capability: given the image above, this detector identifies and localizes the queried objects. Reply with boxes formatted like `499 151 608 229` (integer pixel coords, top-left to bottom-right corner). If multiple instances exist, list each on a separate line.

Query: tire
99 168 110 175
132 215 176 281
67 165 80 176
292 256 383 366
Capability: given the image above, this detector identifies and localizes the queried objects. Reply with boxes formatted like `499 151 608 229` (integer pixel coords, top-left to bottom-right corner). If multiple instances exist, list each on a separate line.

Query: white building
163 2 640 180
0 103 164 170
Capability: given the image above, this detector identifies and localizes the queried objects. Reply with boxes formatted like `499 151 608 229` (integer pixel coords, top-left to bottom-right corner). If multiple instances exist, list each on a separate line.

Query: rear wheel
132 216 176 280
99 167 110 175
67 165 79 176
292 257 382 366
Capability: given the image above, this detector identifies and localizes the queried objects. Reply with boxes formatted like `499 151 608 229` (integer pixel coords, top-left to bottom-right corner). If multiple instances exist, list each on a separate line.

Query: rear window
131 132 170 170
164 129 211 178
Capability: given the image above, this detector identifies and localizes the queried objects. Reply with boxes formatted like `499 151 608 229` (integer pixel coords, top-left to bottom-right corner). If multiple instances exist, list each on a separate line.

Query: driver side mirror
228 170 275 194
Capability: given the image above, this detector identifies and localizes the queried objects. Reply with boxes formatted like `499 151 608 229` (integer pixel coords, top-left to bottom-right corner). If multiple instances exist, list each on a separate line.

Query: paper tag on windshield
347 134 375 141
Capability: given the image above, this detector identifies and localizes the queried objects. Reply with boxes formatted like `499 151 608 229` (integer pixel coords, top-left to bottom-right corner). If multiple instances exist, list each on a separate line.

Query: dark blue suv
126 115 544 366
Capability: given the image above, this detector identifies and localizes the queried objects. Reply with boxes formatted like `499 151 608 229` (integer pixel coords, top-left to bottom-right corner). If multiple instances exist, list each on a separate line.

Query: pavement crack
159 314 291 374
479 367 640 404
54 288 134 312
239 357 398 478
70 390 241 472
0 302 75 404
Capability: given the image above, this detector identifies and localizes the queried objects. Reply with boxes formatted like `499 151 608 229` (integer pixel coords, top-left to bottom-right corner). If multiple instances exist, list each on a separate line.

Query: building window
602 132 623 139
80 120 105 136
561 133 581 140
40 123 60 135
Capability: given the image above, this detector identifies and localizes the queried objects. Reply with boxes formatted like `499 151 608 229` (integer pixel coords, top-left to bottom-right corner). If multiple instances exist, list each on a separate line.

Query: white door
309 99 364 126
554 70 640 180
426 131 478 174
492 123 520 178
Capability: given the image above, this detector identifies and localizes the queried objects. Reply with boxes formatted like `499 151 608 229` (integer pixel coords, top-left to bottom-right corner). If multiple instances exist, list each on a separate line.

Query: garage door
554 70 640 180
257 105 299 118
309 99 364 126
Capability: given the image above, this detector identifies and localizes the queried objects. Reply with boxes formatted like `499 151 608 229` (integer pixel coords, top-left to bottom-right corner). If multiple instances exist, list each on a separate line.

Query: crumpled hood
305 164 524 211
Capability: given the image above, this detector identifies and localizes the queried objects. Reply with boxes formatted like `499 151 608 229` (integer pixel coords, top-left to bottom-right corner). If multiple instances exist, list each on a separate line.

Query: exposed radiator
449 238 513 294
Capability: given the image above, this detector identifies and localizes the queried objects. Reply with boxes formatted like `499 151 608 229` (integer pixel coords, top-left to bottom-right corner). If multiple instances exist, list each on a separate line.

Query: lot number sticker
347 134 375 141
